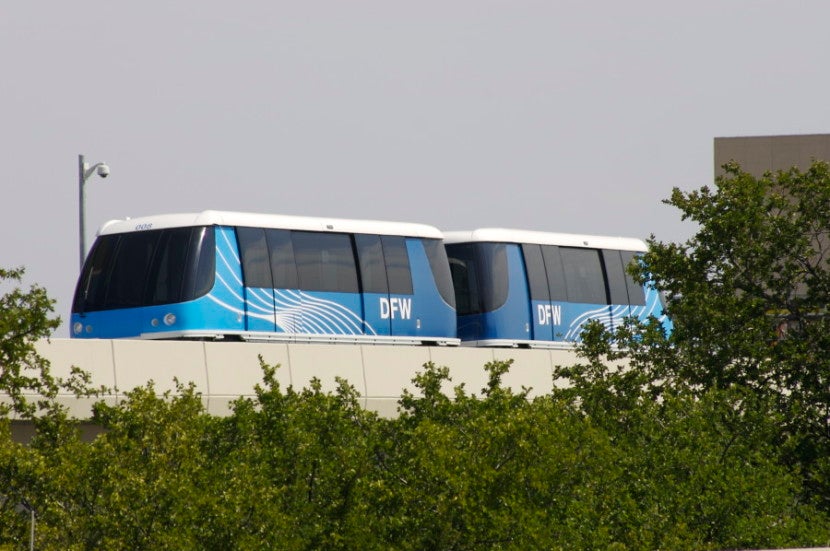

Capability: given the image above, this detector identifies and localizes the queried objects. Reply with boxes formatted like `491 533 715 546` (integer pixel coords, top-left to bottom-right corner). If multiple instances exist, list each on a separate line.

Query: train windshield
72 226 215 313
423 238 457 308
446 242 508 315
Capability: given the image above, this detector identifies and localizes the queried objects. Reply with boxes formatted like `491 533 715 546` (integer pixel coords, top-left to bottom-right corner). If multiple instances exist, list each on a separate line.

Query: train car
444 228 671 348
71 211 459 345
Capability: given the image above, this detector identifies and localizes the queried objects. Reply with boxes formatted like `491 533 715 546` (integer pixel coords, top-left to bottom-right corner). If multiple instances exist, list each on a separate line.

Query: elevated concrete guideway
26 339 583 420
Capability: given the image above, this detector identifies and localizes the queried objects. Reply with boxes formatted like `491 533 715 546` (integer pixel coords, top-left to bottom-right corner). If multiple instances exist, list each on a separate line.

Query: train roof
96 210 445 239
443 228 647 252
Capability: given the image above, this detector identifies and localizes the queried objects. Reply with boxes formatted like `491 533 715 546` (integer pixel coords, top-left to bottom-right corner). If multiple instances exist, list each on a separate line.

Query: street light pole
17 499 35 551
29 505 35 551
78 154 110 270
78 154 86 270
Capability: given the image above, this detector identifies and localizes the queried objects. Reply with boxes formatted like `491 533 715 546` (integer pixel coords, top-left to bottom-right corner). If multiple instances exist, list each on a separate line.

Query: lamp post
78 154 110 270
2 496 35 551
20 499 35 551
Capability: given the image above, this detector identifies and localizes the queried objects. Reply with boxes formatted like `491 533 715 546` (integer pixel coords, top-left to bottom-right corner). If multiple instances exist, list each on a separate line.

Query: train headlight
73 322 83 335
163 313 177 326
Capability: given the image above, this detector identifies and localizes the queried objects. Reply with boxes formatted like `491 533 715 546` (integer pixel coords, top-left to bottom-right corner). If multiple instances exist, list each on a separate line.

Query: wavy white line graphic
563 305 613 340
560 288 667 342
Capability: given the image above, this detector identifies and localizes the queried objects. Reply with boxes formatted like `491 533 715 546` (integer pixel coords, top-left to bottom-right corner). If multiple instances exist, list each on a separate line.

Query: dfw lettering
537 304 562 325
380 297 412 320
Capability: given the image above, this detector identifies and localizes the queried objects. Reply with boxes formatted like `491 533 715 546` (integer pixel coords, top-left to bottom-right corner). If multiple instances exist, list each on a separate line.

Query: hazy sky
3 1 830 337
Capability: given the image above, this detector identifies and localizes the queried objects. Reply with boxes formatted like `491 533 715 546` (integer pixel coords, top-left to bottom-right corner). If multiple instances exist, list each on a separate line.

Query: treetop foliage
0 267 61 418
575 160 830 512
3 357 828 550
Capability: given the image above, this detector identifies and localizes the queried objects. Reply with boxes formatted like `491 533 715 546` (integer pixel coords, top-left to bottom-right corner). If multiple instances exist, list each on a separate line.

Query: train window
560 247 607 304
237 227 273 288
292 231 359 293
188 227 216 299
355 234 388 294
423 238 456 307
381 236 413 295
447 242 508 314
480 243 509 312
73 234 118 312
266 229 298 289
540 245 568 302
73 227 215 313
522 244 550 301
446 243 481 315
620 250 646 306
147 228 192 304
602 249 630 305
479 243 510 312
105 231 159 308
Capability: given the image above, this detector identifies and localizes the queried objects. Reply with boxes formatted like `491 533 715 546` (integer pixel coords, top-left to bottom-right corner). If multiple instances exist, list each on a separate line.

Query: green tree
0 266 78 548
553 324 830 549
645 161 830 393
370 361 641 550
0 267 61 418
3 381 215 550
208 360 382 550
643 161 830 507
554 160 830 521
12 363 386 550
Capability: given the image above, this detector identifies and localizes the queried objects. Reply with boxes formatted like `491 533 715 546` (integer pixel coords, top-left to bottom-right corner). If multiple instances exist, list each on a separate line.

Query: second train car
444 228 671 348
71 211 459 345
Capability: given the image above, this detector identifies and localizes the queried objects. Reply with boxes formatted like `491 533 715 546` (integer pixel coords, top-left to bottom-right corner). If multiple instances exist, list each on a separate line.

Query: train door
355 234 417 338
385 236 416 337
355 234 392 337
265 229 301 335
236 227 278 333
602 249 631 330
291 231 365 338
621 251 649 324
602 249 647 330
557 247 612 342
521 244 555 342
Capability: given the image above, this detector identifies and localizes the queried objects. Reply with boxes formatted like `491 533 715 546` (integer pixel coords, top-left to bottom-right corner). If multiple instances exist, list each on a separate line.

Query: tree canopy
562 160 830 512
0 267 60 418
3 359 828 550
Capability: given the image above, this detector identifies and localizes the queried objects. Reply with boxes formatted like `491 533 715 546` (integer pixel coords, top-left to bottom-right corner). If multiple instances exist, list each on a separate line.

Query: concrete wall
20 339 583 422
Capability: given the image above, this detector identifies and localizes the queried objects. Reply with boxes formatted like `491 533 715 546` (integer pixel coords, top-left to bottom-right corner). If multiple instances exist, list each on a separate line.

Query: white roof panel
443 228 647 251
97 210 445 239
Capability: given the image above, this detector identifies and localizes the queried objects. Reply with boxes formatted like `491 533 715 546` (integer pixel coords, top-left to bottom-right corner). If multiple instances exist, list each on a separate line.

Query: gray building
714 133 830 177
714 134 830 333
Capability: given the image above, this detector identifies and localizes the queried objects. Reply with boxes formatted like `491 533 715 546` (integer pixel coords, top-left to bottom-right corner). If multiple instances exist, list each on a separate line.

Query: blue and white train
444 228 671 348
71 212 671 348
71 211 459 345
